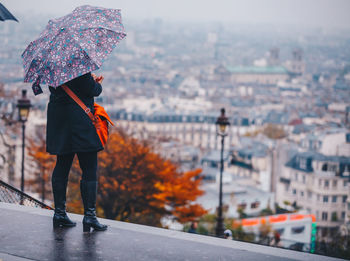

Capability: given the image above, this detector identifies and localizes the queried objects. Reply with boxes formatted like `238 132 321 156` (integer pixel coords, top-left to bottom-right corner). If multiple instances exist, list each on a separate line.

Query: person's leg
77 151 107 232
52 153 75 184
77 151 97 182
52 153 76 227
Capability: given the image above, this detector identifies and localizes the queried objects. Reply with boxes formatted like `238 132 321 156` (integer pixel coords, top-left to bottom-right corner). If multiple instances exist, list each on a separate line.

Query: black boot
52 179 76 228
80 180 107 232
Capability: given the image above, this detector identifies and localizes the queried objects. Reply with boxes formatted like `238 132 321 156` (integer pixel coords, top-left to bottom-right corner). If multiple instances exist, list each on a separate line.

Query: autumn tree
66 128 207 227
258 222 273 245
263 124 287 139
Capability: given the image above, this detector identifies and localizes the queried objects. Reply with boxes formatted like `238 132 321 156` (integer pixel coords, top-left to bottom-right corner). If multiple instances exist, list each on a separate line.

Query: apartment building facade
276 151 350 239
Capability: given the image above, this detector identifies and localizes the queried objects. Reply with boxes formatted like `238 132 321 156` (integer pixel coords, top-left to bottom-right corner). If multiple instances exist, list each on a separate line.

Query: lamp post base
215 216 225 237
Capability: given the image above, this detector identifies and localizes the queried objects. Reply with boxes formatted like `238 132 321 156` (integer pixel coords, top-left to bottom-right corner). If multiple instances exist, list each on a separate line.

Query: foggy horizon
2 0 350 30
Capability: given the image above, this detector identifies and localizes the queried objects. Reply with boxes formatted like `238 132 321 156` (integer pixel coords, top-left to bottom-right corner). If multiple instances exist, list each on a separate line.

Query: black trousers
51 151 98 184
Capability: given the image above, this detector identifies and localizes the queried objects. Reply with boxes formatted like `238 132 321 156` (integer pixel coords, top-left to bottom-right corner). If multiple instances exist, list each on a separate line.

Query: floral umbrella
22 5 126 95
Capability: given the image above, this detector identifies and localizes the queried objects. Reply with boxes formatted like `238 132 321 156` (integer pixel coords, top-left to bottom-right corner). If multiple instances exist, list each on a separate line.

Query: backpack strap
61 84 95 122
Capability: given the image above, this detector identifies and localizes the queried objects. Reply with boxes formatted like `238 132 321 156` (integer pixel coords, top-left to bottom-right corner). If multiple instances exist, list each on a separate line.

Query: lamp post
215 108 230 237
17 90 31 193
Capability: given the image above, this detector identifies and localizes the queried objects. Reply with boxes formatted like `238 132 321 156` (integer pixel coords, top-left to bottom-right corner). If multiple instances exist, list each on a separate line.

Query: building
157 141 200 171
285 48 306 76
214 48 307 84
234 213 316 252
300 129 350 156
197 172 274 219
111 110 259 150
276 151 350 240
277 80 308 97
225 66 289 85
268 48 280 66
230 138 272 192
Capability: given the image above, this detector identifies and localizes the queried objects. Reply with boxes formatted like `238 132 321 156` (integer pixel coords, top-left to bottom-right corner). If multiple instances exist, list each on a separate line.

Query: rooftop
226 66 289 75
0 202 340 261
285 151 350 175
201 150 230 163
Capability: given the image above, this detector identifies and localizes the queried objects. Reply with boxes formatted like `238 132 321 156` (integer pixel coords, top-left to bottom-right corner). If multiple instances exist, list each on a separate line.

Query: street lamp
215 108 230 237
17 90 31 193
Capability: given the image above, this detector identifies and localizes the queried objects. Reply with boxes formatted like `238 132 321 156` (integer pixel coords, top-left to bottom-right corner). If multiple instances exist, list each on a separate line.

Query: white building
276 151 350 240
197 172 274 219
235 213 316 252
229 137 273 192
112 110 258 150
300 129 350 157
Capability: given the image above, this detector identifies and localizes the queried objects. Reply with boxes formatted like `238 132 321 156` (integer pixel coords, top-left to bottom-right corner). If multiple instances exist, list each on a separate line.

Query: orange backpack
62 84 114 146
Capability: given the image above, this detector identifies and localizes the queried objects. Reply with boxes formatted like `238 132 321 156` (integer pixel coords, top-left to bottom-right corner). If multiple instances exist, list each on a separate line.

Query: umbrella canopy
0 3 18 22
22 5 126 95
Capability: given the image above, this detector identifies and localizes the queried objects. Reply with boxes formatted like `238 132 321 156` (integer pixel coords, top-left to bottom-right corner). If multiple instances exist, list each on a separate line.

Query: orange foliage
67 128 207 226
28 126 207 226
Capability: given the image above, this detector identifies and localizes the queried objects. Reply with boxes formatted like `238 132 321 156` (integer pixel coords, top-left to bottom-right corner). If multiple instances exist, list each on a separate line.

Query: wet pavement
0 202 343 261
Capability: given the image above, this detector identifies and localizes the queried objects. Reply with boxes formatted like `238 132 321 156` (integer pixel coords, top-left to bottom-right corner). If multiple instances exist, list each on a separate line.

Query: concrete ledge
0 202 344 261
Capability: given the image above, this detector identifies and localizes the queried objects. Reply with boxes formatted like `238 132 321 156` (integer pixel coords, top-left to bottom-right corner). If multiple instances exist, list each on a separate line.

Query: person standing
21 5 126 232
224 229 233 240
47 72 107 232
188 222 198 234
271 231 281 247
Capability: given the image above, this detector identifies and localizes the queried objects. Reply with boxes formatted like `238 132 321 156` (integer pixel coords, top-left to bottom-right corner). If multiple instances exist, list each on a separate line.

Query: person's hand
95 75 104 84
91 73 104 84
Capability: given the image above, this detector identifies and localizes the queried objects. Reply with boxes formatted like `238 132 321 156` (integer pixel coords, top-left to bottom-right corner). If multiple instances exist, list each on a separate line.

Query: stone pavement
0 202 344 261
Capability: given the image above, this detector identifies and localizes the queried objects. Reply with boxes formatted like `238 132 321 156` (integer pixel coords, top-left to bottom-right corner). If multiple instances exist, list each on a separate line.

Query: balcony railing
0 180 53 210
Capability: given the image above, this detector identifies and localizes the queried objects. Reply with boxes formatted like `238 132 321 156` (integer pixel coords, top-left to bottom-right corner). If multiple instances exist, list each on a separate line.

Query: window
322 212 328 221
319 179 322 187
210 162 218 168
344 166 350 177
324 180 329 188
295 173 298 181
343 196 348 203
331 212 338 222
238 203 247 210
329 165 337 172
322 163 328 171
342 212 346 220
308 192 312 199
293 189 297 195
333 180 337 188
301 191 304 197
332 196 337 203
300 158 307 169
321 227 328 237
291 226 305 234
302 175 306 184
323 196 328 203
344 180 348 187
251 201 260 209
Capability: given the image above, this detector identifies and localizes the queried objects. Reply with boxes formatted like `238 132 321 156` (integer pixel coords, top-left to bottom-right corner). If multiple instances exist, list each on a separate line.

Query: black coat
46 73 103 155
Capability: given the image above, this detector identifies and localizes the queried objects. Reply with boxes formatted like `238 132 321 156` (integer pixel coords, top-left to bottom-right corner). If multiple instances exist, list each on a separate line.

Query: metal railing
0 179 53 210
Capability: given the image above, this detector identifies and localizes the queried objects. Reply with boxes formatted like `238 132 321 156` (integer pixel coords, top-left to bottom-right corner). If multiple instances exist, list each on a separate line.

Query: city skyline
0 1 349 257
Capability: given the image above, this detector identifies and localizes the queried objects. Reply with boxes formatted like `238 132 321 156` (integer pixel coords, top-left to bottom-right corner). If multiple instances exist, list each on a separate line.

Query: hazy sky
2 0 350 28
